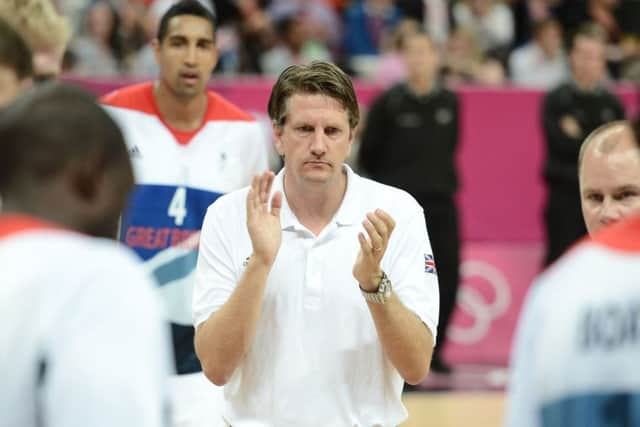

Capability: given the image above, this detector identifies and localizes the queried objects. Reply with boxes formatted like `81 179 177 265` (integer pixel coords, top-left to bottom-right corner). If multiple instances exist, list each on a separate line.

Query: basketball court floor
401 364 508 426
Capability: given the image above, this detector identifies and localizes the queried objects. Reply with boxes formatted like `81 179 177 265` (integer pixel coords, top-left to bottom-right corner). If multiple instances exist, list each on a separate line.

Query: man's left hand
353 209 395 291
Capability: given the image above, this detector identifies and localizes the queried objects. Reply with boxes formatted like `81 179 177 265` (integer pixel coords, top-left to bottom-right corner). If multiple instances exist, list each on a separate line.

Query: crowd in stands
42 0 640 87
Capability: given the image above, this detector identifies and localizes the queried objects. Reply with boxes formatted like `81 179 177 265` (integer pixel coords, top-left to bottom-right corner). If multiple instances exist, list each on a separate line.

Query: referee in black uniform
359 28 459 376
541 22 625 265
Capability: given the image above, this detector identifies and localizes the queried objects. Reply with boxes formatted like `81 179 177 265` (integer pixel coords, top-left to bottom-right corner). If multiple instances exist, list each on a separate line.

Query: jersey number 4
168 187 187 226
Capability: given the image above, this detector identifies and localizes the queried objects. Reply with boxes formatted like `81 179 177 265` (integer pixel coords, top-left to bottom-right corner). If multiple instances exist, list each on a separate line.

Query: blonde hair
0 0 71 53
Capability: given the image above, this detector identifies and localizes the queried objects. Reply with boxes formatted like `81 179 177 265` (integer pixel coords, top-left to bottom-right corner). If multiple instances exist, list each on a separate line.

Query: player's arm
353 209 436 385
194 172 282 386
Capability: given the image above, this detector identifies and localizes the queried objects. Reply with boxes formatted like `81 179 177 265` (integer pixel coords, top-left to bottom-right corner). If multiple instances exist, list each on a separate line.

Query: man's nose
309 130 327 155
600 198 623 226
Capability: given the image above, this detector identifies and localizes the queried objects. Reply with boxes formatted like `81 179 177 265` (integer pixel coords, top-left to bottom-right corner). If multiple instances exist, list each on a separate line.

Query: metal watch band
360 271 392 304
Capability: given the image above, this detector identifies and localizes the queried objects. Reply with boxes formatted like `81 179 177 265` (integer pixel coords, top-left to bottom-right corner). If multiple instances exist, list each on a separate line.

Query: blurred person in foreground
541 22 625 266
101 1 268 426
193 61 439 426
0 18 33 110
0 83 172 427
579 120 640 236
505 118 640 427
359 30 459 376
0 0 71 80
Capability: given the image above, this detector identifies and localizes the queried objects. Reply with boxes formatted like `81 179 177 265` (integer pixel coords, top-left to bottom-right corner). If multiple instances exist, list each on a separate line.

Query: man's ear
272 122 285 156
152 38 161 63
69 156 104 204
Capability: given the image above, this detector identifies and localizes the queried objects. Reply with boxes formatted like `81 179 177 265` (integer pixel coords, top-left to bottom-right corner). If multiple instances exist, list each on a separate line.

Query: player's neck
283 170 348 236
1 196 77 234
153 81 208 132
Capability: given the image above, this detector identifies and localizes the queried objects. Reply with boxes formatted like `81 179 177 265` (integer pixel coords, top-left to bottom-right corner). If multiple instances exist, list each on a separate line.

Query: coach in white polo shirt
193 61 439 427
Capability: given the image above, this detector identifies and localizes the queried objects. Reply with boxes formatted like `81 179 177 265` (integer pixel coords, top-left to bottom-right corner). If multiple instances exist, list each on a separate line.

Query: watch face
380 276 392 299
383 285 392 299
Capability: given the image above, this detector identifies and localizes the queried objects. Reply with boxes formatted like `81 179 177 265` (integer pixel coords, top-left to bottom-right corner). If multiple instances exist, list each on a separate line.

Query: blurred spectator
0 18 33 110
509 0 557 47
235 0 277 74
359 30 461 376
116 0 148 70
260 13 331 77
128 6 163 76
423 0 451 47
452 0 515 56
0 0 71 80
442 26 507 86
509 17 569 88
541 22 625 266
343 0 404 76
70 1 121 77
268 0 342 55
373 18 421 87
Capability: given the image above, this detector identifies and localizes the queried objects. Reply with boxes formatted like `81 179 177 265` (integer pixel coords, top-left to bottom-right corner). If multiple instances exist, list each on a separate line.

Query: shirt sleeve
42 250 172 427
384 207 440 345
503 281 544 427
192 200 239 329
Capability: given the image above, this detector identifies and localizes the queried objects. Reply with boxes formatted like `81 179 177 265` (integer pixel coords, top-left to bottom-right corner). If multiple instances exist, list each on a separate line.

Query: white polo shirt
505 216 640 427
193 165 439 427
0 215 172 427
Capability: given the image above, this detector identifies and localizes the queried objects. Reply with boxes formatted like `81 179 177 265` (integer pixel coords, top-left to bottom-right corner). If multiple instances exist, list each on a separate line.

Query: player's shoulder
591 216 640 253
539 217 640 290
205 91 256 123
100 82 155 115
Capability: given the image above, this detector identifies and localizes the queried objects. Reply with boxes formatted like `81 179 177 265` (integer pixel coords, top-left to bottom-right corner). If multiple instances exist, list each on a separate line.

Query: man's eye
616 191 638 200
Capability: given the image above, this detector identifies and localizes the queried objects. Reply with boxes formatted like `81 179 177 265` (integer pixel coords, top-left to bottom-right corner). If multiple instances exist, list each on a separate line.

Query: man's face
0 64 30 109
154 15 218 98
403 34 439 83
580 131 640 235
537 23 562 57
273 93 354 189
570 35 607 88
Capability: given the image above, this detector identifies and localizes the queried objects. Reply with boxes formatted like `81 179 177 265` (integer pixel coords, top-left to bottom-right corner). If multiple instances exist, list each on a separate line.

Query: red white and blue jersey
505 216 640 427
0 215 172 427
102 82 268 374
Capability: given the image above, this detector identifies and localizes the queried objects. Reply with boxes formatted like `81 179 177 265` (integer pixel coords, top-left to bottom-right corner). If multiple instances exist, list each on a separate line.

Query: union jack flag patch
424 254 436 274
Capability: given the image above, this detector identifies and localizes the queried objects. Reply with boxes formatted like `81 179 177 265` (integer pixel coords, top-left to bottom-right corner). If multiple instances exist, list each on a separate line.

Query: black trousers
543 188 587 266
415 194 460 359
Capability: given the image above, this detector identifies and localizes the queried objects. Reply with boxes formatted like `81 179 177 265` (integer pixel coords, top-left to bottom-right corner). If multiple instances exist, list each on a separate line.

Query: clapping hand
246 171 283 265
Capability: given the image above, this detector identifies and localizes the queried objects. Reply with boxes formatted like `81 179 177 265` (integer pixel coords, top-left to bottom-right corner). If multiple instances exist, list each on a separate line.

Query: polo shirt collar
272 164 362 231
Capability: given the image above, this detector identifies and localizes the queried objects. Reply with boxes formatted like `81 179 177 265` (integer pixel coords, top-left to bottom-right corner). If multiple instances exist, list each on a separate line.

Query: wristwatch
360 271 393 304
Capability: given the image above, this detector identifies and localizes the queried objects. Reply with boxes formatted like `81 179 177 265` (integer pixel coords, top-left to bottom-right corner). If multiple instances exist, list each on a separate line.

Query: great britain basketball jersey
505 216 640 427
102 82 268 374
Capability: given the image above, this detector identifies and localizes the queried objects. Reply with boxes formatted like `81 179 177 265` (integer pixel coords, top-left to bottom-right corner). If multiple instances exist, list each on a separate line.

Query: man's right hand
246 171 282 265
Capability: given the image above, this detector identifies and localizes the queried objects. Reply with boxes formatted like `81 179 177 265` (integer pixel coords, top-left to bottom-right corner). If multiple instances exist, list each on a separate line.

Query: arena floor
401 364 508 426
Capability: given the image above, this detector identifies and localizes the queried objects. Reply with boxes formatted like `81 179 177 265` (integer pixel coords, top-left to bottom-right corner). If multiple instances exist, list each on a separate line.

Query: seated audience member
0 18 33 110
509 18 569 88
0 0 71 80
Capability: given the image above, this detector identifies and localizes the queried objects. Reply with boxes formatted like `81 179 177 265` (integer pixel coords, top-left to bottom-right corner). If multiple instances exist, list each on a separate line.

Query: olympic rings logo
448 260 511 344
